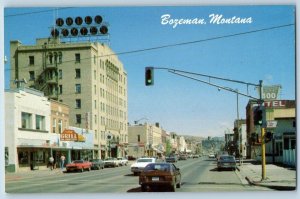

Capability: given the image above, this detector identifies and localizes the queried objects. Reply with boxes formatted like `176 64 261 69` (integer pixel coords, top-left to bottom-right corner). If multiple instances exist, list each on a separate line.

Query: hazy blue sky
4 6 295 137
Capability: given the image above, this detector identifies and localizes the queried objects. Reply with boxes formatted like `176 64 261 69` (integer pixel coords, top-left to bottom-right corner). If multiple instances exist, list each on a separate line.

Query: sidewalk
236 159 296 190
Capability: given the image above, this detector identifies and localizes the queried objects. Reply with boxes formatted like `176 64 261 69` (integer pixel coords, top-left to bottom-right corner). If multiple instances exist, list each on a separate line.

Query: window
59 85 63 94
75 84 81 93
75 53 80 63
137 135 141 142
54 52 58 63
75 69 81 78
95 115 97 124
94 55 96 64
76 99 81 109
29 71 35 80
29 56 34 65
94 100 97 109
59 70 62 79
94 85 96 94
36 115 45 130
58 119 62 134
58 52 62 63
76 114 81 124
49 53 53 64
21 112 32 129
94 70 96 80
18 151 29 165
52 118 56 133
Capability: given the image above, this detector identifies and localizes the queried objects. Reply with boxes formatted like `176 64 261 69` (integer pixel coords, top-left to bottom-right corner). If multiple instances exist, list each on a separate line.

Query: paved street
5 157 272 193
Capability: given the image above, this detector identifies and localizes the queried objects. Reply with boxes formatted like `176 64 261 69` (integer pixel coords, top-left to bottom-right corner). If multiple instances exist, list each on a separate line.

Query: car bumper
131 167 144 173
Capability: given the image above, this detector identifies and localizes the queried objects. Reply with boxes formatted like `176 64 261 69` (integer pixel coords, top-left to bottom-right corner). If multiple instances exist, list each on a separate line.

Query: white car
130 157 156 175
117 157 128 166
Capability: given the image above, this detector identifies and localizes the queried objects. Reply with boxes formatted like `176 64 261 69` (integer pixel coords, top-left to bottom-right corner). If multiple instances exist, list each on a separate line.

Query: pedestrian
49 156 54 170
60 154 66 170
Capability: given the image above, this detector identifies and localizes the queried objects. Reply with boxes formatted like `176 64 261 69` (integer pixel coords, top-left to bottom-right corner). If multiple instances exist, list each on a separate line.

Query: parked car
91 159 105 170
165 155 178 163
131 157 156 175
178 154 188 160
66 160 92 172
217 155 237 171
104 157 119 168
208 153 215 158
139 163 181 192
117 157 128 166
192 154 199 158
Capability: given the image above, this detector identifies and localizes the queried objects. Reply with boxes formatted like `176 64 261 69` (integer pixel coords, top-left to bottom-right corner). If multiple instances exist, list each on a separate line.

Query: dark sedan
139 163 181 192
91 159 105 170
217 155 237 171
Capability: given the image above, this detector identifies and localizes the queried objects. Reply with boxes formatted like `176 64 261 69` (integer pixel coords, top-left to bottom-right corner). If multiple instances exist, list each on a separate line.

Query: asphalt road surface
5 157 272 193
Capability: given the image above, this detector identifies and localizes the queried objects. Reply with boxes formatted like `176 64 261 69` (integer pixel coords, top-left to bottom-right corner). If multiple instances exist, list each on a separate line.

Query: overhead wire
4 23 294 72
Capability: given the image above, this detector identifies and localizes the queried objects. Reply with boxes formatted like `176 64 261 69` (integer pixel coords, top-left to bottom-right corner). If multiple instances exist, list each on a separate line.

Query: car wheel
176 181 181 188
141 185 147 192
170 183 176 192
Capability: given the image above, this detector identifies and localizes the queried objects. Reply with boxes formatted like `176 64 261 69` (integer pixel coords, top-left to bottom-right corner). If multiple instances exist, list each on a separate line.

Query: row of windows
21 112 46 131
75 114 126 130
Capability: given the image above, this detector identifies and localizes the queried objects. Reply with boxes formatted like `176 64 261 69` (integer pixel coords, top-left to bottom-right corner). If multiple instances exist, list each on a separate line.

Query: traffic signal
145 67 154 86
254 108 264 125
265 132 273 143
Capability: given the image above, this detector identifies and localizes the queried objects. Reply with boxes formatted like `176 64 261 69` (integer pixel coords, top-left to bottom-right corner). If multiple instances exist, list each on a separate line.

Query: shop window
21 112 32 129
36 115 45 130
18 151 29 165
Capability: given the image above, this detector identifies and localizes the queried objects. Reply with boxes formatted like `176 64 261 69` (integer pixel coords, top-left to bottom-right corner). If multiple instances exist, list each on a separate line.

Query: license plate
152 177 159 181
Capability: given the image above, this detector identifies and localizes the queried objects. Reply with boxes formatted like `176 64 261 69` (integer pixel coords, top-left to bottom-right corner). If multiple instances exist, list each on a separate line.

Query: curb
245 176 296 191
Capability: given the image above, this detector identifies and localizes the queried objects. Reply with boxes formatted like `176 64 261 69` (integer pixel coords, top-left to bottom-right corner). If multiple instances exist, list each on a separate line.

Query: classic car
104 157 119 167
139 163 181 192
91 159 105 170
66 160 92 172
117 157 129 166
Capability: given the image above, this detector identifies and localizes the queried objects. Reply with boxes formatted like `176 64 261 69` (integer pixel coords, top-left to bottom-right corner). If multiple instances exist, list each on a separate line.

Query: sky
3 5 296 138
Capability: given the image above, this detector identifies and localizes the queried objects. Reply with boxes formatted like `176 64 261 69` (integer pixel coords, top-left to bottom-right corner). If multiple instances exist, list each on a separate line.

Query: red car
66 160 92 172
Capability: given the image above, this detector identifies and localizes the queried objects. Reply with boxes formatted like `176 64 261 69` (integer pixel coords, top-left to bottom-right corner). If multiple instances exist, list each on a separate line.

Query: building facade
10 38 128 159
5 88 52 172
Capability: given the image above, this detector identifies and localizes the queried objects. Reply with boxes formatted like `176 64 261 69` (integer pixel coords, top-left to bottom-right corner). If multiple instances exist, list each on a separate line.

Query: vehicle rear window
144 164 170 171
220 156 234 161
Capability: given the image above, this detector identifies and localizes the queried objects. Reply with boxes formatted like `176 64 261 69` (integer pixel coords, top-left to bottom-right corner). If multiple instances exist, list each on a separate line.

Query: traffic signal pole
258 80 266 180
146 67 266 179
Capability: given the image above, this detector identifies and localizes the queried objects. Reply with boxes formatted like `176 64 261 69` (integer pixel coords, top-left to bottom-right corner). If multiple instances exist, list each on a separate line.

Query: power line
4 7 74 18
4 23 294 72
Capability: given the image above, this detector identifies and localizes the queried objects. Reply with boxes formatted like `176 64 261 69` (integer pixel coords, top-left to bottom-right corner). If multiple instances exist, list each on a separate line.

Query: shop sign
61 129 78 141
267 120 278 128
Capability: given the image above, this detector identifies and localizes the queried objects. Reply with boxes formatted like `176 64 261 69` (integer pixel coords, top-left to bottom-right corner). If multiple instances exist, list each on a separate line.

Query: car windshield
220 156 235 161
144 164 170 171
137 158 153 163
